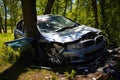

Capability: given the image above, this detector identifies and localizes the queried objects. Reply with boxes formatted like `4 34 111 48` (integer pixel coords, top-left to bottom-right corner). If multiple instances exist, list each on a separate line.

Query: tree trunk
3 0 7 33
99 0 107 30
21 0 39 38
0 15 2 33
63 0 68 17
91 0 99 28
56 0 59 14
75 0 79 21
70 0 72 12
44 0 55 14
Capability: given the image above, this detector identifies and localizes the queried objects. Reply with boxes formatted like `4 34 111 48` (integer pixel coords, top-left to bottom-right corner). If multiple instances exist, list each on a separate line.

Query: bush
0 45 20 65
64 69 76 79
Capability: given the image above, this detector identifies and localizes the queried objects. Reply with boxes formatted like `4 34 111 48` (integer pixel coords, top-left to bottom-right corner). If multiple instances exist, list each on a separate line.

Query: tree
0 14 2 33
21 0 39 38
91 0 98 28
44 0 55 14
2 0 8 33
63 0 68 16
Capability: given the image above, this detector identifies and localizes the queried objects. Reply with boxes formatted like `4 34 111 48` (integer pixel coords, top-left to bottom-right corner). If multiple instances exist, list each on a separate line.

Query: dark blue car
7 15 107 65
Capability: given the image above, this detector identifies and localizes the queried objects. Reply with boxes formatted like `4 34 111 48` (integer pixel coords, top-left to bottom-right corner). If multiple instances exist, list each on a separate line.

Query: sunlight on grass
0 33 14 72
18 69 59 80
0 33 14 48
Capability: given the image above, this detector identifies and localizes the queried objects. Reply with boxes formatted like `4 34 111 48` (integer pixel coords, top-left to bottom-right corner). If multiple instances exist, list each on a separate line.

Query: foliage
64 69 76 79
0 33 18 65
0 45 20 65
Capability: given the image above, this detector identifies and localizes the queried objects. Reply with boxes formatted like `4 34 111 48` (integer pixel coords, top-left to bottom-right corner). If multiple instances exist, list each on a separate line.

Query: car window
37 16 78 33
16 20 25 33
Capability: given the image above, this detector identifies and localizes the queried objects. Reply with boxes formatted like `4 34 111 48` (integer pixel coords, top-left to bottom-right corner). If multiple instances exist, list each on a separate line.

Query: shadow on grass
0 52 33 80
0 62 27 80
0 45 40 80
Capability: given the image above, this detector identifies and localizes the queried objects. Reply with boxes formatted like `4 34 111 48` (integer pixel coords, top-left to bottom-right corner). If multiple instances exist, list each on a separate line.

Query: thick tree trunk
91 0 99 28
21 0 39 38
21 0 45 62
44 0 55 14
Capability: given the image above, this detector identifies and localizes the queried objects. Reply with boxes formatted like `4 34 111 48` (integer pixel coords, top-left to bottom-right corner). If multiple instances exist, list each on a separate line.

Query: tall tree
63 0 68 16
75 0 79 21
2 0 8 33
21 0 39 38
91 0 98 28
44 0 55 14
0 14 2 33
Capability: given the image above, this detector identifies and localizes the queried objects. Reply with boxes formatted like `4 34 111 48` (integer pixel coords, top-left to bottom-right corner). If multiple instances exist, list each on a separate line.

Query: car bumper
62 38 106 64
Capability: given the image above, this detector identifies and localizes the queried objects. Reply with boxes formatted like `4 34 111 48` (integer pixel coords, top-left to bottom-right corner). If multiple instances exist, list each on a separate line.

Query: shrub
64 69 76 79
0 45 20 65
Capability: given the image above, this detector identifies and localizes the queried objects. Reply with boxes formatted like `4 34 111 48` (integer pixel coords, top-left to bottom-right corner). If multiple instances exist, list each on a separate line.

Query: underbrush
0 33 14 65
0 45 20 65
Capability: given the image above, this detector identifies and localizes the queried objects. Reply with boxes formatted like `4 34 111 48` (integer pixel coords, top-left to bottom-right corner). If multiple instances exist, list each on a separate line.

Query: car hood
41 25 101 43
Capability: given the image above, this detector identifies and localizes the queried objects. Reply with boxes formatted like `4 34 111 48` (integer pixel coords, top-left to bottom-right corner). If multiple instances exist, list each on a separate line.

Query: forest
0 0 120 44
0 0 120 80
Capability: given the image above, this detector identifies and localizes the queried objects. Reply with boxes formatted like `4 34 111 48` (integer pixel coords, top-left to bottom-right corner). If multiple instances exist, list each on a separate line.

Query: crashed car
12 14 106 65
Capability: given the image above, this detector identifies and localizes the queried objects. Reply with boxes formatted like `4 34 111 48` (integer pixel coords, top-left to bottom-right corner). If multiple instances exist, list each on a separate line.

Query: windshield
37 16 78 33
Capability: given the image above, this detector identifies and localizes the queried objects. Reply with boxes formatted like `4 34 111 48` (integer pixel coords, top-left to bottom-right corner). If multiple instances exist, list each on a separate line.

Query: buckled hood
41 25 101 43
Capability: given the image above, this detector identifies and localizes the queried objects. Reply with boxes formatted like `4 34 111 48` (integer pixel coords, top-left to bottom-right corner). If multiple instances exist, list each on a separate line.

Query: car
13 14 106 66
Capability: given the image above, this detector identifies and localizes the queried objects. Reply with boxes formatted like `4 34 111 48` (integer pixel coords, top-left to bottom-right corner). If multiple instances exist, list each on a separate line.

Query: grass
0 33 14 49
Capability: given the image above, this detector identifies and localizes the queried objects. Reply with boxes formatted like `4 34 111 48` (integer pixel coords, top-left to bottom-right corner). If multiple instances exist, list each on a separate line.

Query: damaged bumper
63 38 106 64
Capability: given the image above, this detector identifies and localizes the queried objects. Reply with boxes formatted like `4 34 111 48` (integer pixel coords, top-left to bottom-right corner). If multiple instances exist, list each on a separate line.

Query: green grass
0 33 14 49
0 33 14 64
0 33 64 80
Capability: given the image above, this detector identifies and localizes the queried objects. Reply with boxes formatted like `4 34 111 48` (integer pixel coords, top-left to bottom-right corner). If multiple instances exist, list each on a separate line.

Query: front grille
81 39 94 48
67 33 104 49
81 32 97 40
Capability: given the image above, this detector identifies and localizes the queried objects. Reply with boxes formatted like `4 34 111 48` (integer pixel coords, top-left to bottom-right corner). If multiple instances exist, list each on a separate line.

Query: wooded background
0 0 120 44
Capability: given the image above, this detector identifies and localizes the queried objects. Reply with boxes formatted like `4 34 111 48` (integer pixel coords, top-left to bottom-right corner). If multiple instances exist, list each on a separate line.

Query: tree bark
91 0 99 28
21 0 39 38
44 0 55 14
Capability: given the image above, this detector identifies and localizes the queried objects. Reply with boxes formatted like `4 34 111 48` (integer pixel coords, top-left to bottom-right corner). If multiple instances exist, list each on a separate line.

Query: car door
14 20 25 39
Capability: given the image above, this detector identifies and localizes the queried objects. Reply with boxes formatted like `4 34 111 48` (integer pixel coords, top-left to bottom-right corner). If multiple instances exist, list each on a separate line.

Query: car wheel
47 48 66 66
